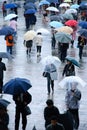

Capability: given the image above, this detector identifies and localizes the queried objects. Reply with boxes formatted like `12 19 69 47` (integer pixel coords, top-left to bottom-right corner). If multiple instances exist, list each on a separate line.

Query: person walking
62 60 75 77
46 116 65 130
77 36 87 61
2 1 7 17
44 99 60 129
0 58 6 93
5 34 14 55
34 32 43 56
65 83 81 130
13 91 32 130
43 63 57 95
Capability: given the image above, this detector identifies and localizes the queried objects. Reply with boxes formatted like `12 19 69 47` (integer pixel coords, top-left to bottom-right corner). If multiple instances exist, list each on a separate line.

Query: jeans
7 46 12 55
47 76 54 93
79 46 83 59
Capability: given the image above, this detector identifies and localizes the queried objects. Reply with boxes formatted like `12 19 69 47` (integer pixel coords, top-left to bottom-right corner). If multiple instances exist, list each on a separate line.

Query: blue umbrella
0 26 15 35
5 3 17 9
65 56 80 67
25 0 37 3
79 2 87 10
78 21 87 29
78 29 87 38
49 21 63 28
24 2 37 10
0 99 10 108
24 9 36 14
70 4 79 9
3 77 32 95
39 0 50 6
0 52 13 60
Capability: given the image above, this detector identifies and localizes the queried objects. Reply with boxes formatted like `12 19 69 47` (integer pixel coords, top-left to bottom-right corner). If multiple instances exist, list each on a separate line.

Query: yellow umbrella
24 30 36 41
55 26 73 34
64 0 71 2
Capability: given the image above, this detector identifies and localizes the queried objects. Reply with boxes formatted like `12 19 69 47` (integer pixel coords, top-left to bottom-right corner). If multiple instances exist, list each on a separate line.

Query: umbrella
50 15 64 22
4 13 18 21
46 6 59 12
49 21 63 28
59 3 70 8
55 26 73 34
24 30 36 41
5 3 17 9
25 0 36 3
24 9 36 14
0 52 13 60
55 32 72 43
41 55 61 66
0 26 15 35
39 0 50 6
58 76 87 89
3 77 32 95
78 21 87 29
64 0 71 2
70 4 79 9
36 28 50 35
24 2 37 10
65 9 77 14
65 56 80 67
65 20 78 27
62 13 74 20
79 2 87 10
77 29 87 38
0 99 10 108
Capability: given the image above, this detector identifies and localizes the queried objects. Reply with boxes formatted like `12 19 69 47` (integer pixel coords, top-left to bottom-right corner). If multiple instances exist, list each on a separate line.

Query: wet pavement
0 1 87 130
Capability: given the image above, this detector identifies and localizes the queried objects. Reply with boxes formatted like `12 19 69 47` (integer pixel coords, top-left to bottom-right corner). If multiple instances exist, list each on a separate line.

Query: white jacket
35 34 43 46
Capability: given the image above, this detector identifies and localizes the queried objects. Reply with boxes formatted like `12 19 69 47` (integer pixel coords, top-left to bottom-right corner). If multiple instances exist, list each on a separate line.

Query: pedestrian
43 63 57 95
0 58 6 93
23 40 33 56
62 60 75 77
77 36 86 61
34 32 43 56
59 43 69 63
13 91 32 130
65 83 81 130
46 116 65 130
2 1 7 17
0 106 9 130
44 99 60 129
5 34 14 55
51 31 56 49
30 14 37 30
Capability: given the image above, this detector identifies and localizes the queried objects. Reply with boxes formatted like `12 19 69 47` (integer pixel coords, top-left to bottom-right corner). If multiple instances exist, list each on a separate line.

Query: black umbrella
0 99 10 108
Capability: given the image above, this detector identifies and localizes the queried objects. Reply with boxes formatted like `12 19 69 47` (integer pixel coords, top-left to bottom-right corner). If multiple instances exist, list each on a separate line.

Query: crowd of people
0 0 87 130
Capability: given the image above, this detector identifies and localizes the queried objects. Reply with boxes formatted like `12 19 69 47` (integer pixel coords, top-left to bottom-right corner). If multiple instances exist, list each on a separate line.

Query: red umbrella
65 20 78 27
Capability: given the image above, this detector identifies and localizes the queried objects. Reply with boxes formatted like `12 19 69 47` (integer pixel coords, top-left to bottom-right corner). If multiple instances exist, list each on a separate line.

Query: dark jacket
13 91 32 108
44 106 60 127
62 63 75 76
46 123 65 130
0 61 6 79
78 36 86 47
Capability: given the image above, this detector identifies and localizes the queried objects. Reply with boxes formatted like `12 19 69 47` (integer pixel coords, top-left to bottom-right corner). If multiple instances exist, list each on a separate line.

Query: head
66 60 71 64
46 99 54 107
37 32 42 35
71 82 78 92
51 116 58 125
0 58 2 62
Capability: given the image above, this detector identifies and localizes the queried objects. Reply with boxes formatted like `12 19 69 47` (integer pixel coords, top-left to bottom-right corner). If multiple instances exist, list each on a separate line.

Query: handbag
24 106 31 116
43 72 48 77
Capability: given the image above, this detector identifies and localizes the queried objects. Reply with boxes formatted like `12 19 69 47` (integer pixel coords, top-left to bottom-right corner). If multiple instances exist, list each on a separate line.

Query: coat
0 61 6 79
46 123 65 130
35 34 43 46
5 35 14 46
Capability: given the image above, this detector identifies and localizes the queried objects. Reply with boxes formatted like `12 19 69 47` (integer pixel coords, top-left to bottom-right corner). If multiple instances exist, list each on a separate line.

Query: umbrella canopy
36 28 50 35
70 4 79 9
50 15 64 22
41 55 61 66
46 6 59 12
65 20 78 27
55 32 72 43
58 76 87 89
4 13 18 21
79 2 87 10
78 21 87 29
3 77 32 95
39 0 50 6
0 99 10 108
24 30 36 41
77 29 87 39
59 3 70 8
24 2 37 10
0 26 15 35
65 56 80 67
62 13 74 20
65 9 77 14
49 21 63 28
64 0 71 2
0 52 13 60
24 9 36 14
25 0 36 3
55 26 73 34
5 3 17 9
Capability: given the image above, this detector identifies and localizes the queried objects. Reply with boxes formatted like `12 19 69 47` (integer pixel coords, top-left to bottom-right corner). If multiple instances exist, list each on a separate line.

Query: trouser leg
22 110 27 130
47 77 51 94
15 107 20 130
0 79 3 93
51 80 54 91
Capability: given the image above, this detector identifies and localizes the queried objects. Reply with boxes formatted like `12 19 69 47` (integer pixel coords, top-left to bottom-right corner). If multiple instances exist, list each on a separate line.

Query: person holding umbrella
13 91 32 130
2 1 7 17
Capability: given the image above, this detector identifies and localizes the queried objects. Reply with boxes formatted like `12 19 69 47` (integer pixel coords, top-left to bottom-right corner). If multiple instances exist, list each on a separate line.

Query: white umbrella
40 55 61 66
59 3 70 8
36 28 50 35
46 6 59 12
58 76 87 89
65 9 77 14
4 14 18 21
24 30 36 41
